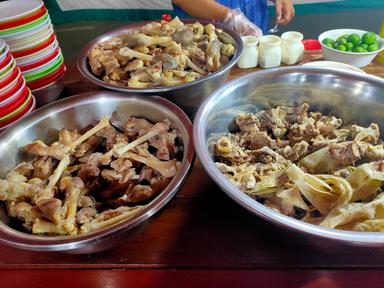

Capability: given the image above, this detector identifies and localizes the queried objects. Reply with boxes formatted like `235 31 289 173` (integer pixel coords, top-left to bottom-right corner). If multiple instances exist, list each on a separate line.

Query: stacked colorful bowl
0 0 65 106
0 39 36 132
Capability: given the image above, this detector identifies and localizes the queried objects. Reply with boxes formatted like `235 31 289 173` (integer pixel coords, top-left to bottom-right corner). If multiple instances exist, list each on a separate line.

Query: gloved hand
223 8 263 37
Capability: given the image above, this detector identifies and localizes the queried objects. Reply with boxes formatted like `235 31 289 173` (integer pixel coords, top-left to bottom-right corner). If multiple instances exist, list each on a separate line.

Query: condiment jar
237 36 258 69
258 35 281 68
281 31 304 65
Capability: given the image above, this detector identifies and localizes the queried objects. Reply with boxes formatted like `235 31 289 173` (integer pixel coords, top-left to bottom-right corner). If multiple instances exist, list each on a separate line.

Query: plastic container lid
302 39 322 51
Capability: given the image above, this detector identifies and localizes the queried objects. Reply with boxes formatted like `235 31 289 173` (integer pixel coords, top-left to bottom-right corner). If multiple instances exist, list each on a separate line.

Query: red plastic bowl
302 39 322 51
0 92 32 127
11 33 56 58
0 66 19 88
0 85 28 118
27 62 65 90
0 6 47 30
19 46 60 71
0 75 24 102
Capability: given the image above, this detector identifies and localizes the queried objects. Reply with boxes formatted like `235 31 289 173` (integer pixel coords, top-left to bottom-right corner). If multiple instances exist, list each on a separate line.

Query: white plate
15 39 58 64
10 28 54 52
0 0 43 23
0 60 17 81
0 39 5 54
1 16 51 40
302 61 366 74
0 69 21 94
21 49 61 75
6 23 52 46
0 93 35 133
0 44 9 63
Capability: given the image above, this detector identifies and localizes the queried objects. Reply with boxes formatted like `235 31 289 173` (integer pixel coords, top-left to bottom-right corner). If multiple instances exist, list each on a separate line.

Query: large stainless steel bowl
77 19 243 117
0 91 194 253
194 66 384 247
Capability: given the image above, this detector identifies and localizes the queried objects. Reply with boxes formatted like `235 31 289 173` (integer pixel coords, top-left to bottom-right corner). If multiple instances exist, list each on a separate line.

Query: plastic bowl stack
0 39 36 132
0 0 65 106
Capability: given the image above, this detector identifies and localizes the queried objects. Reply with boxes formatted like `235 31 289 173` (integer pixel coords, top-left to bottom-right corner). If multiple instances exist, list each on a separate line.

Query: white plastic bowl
318 29 384 68
302 61 365 74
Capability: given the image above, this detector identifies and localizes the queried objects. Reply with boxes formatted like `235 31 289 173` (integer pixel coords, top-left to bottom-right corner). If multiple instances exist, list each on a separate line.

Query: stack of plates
0 39 36 132
0 0 65 106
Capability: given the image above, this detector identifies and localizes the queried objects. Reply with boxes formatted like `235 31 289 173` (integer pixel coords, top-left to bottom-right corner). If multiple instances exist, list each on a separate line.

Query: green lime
332 42 339 49
322 38 334 45
337 34 348 42
345 42 354 51
347 34 361 47
353 46 367 53
367 43 380 52
361 43 368 50
337 38 347 45
362 32 377 45
324 42 333 48
337 44 347 51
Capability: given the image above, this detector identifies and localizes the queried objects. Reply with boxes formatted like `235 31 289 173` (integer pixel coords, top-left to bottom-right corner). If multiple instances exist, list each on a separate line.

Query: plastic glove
223 8 263 37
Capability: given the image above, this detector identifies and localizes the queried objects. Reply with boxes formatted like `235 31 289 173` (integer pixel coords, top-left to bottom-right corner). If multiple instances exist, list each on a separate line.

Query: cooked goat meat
153 53 178 70
351 123 380 144
138 167 154 184
312 129 350 148
245 131 276 150
74 135 104 158
96 126 128 150
189 48 206 69
256 108 287 138
76 207 97 224
315 116 342 137
277 141 309 161
283 103 309 124
126 185 155 203
101 167 136 183
32 156 54 180
328 141 364 166
235 113 260 133
150 175 171 195
58 129 80 146
125 117 153 137
172 28 194 46
0 113 181 236
78 195 95 208
23 140 69 160
288 117 320 144
13 162 34 179
149 130 178 160
206 40 222 72
77 153 107 182
111 159 133 173
95 182 131 201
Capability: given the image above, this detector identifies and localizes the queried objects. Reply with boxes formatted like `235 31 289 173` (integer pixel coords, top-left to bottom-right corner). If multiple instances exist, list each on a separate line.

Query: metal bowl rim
193 66 384 246
77 18 243 93
0 91 194 251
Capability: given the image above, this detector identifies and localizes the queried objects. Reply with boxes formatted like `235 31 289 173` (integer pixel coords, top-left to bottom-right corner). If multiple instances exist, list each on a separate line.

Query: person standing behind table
173 0 295 35
45 0 294 36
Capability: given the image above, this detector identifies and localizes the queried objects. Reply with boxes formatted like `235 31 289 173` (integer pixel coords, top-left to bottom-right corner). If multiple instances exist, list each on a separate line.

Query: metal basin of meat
0 91 193 253
194 66 384 247
77 18 242 117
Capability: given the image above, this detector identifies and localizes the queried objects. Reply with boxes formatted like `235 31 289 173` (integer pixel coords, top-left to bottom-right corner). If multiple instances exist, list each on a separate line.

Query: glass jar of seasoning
281 31 304 65
237 36 259 69
258 35 281 68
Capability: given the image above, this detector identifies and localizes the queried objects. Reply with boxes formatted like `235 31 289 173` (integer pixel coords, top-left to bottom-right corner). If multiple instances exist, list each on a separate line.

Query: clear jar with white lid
258 35 281 68
281 31 304 65
237 36 258 69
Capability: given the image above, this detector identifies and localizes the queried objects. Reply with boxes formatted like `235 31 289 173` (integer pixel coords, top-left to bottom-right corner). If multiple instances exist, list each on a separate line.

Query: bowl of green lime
318 29 384 68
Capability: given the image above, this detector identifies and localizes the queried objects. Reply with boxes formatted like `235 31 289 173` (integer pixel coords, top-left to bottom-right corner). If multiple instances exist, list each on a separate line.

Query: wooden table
1 52 384 288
